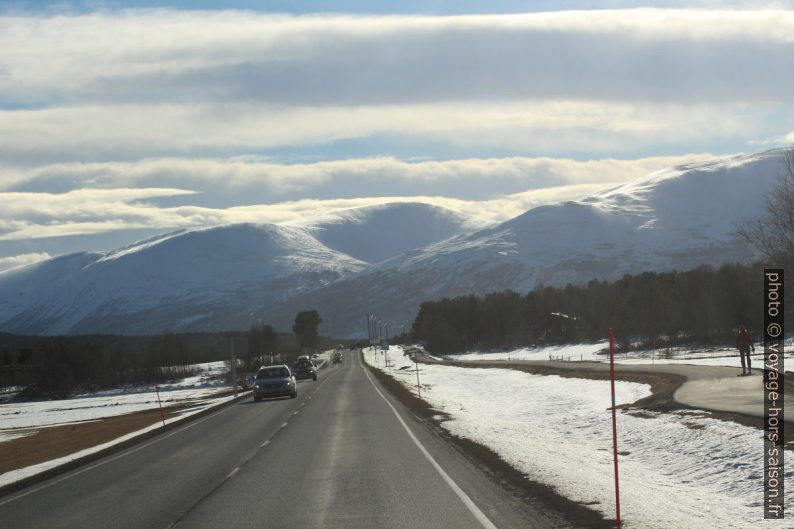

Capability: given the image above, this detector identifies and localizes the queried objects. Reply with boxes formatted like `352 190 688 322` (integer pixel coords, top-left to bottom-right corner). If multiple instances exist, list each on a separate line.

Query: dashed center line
226 467 240 479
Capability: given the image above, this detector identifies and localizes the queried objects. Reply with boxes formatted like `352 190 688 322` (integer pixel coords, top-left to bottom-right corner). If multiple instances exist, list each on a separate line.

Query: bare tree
739 146 794 269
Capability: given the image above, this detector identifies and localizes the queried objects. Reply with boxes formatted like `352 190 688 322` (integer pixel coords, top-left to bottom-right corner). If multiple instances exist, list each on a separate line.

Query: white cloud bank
0 252 52 271
0 7 791 256
3 9 794 106
0 153 714 240
0 9 792 162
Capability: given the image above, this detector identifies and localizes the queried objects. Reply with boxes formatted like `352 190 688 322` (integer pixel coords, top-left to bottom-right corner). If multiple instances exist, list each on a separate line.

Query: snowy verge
366 345 793 529
0 386 233 430
449 341 794 368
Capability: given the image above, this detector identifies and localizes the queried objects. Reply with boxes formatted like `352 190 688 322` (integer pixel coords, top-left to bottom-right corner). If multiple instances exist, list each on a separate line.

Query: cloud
2 10 794 107
0 191 604 240
0 152 714 240
0 252 51 271
0 9 791 163
0 8 790 255
4 152 713 198
0 101 748 164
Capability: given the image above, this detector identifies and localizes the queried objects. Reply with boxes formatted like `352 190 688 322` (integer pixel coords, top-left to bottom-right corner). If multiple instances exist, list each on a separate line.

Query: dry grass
0 406 187 475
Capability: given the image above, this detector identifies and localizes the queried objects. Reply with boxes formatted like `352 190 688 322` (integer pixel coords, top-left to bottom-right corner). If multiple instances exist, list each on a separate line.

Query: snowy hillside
267 149 782 336
0 150 785 336
285 202 489 264
0 224 366 335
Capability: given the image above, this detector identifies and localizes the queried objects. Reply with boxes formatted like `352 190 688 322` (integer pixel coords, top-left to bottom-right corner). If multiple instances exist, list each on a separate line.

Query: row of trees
1 310 326 399
2 333 209 398
412 263 775 354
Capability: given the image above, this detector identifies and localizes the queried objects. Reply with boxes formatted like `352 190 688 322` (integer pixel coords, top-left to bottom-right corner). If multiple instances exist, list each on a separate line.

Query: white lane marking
363 366 498 529
226 467 240 479
261 440 270 448
280 422 289 428
0 403 235 507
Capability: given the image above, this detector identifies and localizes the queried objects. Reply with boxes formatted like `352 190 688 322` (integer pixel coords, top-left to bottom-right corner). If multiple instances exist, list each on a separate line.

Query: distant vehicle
332 351 343 364
292 358 318 381
253 365 297 401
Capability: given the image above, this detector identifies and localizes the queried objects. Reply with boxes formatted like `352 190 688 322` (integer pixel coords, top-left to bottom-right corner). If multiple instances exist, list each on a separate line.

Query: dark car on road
292 358 317 381
253 365 297 401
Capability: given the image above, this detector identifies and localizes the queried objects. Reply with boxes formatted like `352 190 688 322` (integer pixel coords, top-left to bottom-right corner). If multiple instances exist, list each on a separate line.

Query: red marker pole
608 327 622 529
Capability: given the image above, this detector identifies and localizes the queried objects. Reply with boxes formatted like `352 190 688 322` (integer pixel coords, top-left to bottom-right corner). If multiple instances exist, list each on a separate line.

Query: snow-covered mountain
0 203 480 335
383 150 771 287
286 202 489 264
0 150 785 336
256 149 781 336
0 224 367 335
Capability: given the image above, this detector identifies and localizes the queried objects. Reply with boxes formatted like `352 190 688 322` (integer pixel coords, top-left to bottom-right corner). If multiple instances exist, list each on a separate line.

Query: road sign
380 338 389 350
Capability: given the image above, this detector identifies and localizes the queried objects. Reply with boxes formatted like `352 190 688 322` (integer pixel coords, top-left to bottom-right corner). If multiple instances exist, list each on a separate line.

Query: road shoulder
364 357 615 529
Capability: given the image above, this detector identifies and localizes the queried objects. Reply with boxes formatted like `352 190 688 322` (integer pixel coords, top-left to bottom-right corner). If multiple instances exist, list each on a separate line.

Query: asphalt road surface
1 351 557 529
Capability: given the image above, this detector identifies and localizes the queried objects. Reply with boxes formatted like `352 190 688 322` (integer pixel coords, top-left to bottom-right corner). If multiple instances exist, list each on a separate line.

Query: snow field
0 386 231 430
1 360 232 430
366 346 794 528
450 341 794 369
450 341 608 362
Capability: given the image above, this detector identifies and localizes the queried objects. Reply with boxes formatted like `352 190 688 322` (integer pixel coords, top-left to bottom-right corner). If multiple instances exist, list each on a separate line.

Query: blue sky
0 1 793 269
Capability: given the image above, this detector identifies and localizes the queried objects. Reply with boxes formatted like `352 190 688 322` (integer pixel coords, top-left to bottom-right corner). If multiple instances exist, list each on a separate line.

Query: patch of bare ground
367 363 615 529
0 405 191 475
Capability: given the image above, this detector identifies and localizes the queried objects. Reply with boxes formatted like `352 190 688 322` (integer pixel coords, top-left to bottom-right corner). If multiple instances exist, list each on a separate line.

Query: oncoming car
292 357 317 381
253 365 297 401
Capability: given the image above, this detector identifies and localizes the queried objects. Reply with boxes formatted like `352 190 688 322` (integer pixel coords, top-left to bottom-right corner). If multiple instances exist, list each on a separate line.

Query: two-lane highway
2 352 565 529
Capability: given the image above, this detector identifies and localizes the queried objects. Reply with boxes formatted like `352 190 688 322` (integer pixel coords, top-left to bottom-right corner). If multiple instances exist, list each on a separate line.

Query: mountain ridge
0 149 784 336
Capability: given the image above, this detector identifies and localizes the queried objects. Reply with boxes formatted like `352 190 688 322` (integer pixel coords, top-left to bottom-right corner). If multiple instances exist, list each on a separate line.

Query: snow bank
450 341 608 362
366 345 793 528
450 341 794 369
0 386 230 430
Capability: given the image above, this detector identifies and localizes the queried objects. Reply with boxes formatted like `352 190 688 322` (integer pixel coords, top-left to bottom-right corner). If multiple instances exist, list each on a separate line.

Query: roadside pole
152 377 166 427
386 324 391 374
231 336 237 398
608 327 622 529
414 351 421 398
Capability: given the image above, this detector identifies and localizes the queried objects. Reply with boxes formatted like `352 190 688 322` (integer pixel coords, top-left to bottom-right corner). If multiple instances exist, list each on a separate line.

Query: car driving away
291 356 317 381
252 365 297 401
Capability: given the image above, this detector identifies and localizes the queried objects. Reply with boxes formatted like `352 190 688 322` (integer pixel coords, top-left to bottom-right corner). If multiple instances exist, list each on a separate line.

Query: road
1 351 558 529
